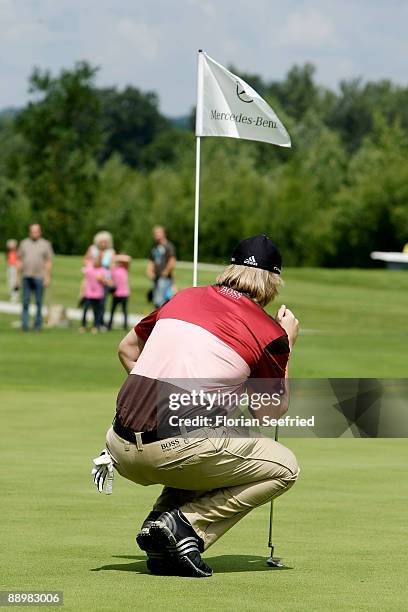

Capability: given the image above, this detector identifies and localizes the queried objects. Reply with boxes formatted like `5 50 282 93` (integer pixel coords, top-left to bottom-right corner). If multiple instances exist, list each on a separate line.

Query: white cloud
116 18 160 60
278 7 337 47
187 0 216 18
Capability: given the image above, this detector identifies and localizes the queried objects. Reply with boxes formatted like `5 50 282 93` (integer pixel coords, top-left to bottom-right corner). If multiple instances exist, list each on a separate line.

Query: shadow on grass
91 555 149 575
91 554 292 574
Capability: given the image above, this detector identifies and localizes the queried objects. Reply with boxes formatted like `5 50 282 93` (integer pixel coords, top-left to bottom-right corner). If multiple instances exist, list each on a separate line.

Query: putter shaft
266 425 282 566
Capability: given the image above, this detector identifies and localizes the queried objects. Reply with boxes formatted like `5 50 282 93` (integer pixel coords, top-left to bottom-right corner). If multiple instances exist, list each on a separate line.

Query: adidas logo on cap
243 255 258 266
231 235 282 273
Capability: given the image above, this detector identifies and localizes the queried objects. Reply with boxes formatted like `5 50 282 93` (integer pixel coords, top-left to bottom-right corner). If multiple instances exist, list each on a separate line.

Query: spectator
79 256 107 334
107 254 131 331
84 231 115 268
5 239 19 303
84 231 116 326
146 226 176 308
17 224 53 331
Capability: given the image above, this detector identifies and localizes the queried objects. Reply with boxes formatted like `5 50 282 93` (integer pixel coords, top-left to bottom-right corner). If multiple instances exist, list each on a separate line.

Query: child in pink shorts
107 254 131 330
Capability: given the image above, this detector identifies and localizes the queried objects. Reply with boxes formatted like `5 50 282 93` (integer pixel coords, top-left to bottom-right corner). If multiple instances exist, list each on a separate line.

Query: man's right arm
275 305 299 350
119 308 159 373
15 243 24 287
248 307 299 419
146 259 155 280
118 330 145 374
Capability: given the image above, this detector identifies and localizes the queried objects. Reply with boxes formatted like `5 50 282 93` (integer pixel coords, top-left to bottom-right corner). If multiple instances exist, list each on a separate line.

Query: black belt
112 417 204 445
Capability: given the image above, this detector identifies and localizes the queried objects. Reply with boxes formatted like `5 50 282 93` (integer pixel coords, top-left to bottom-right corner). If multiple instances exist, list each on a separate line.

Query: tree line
1 60 408 266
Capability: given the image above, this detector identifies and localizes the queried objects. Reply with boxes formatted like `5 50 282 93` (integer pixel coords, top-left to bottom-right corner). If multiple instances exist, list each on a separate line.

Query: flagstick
193 49 204 288
193 137 201 288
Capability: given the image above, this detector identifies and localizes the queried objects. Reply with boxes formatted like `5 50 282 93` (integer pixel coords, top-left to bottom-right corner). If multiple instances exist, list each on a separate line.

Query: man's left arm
118 330 145 374
247 335 291 419
161 256 176 277
160 244 176 277
43 242 54 288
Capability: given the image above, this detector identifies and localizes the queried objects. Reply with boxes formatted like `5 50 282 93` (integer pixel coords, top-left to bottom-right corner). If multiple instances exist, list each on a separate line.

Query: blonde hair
93 231 113 249
216 264 283 307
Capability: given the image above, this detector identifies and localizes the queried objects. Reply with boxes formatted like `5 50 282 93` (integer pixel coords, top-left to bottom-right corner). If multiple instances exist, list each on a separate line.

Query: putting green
1 261 407 610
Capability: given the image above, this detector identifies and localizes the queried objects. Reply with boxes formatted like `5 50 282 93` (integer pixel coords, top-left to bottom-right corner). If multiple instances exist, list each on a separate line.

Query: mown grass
0 258 407 610
1 255 407 377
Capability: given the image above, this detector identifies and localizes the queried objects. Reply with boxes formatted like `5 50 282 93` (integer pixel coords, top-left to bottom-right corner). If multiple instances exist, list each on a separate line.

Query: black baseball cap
230 234 282 274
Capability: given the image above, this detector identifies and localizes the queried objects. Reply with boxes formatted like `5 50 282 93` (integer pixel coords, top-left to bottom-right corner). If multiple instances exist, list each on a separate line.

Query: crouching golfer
92 235 299 577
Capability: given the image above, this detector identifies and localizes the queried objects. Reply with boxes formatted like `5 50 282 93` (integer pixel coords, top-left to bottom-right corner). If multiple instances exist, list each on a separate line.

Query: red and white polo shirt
116 285 289 431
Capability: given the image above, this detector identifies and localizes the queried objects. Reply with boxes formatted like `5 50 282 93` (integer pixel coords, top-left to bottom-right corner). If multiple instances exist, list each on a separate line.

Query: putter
266 425 284 567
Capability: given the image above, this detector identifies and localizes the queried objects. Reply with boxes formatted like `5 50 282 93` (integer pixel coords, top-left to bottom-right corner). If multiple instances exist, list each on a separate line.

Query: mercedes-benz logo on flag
236 81 253 103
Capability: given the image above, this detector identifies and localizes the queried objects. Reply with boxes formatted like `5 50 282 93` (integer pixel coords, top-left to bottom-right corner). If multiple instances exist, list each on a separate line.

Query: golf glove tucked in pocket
91 449 115 494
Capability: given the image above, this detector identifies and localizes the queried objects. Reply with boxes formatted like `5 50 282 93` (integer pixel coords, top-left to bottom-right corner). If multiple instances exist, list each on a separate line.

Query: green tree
270 64 321 121
141 128 193 170
326 115 408 266
324 79 408 153
0 177 31 242
0 115 32 242
98 87 169 168
4 56 408 268
91 154 149 256
16 61 102 253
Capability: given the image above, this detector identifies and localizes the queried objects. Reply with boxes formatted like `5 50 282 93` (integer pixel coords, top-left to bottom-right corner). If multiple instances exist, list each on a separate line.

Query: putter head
266 556 284 567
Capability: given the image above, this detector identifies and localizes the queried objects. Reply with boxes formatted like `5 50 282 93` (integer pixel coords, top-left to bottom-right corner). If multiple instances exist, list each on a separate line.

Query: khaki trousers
106 426 299 550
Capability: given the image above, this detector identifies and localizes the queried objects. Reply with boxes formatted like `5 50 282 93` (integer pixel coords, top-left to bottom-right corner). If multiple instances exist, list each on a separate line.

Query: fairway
1 255 408 378
1 259 407 611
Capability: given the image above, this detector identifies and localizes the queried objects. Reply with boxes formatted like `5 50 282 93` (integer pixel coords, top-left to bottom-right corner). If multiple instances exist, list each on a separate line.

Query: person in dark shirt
146 226 176 307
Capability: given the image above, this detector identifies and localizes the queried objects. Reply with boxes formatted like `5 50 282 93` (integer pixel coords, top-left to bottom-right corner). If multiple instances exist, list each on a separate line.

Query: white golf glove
91 449 114 495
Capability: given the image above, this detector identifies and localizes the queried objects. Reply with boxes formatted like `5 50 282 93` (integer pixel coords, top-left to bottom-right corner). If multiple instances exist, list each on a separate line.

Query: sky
1 0 408 116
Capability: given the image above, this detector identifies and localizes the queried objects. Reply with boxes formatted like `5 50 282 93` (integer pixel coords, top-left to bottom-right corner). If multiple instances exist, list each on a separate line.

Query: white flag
195 51 291 147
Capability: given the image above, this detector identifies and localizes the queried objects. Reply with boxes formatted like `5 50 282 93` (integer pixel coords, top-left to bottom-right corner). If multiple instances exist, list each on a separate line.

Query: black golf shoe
136 511 173 575
150 509 213 578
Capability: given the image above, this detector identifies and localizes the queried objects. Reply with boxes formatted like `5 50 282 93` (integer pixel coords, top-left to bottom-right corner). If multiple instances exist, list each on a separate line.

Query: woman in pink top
107 254 131 331
80 256 107 333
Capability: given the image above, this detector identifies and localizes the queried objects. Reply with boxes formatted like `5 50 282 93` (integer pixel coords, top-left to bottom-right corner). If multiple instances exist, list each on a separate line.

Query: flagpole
193 135 201 287
193 49 204 288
